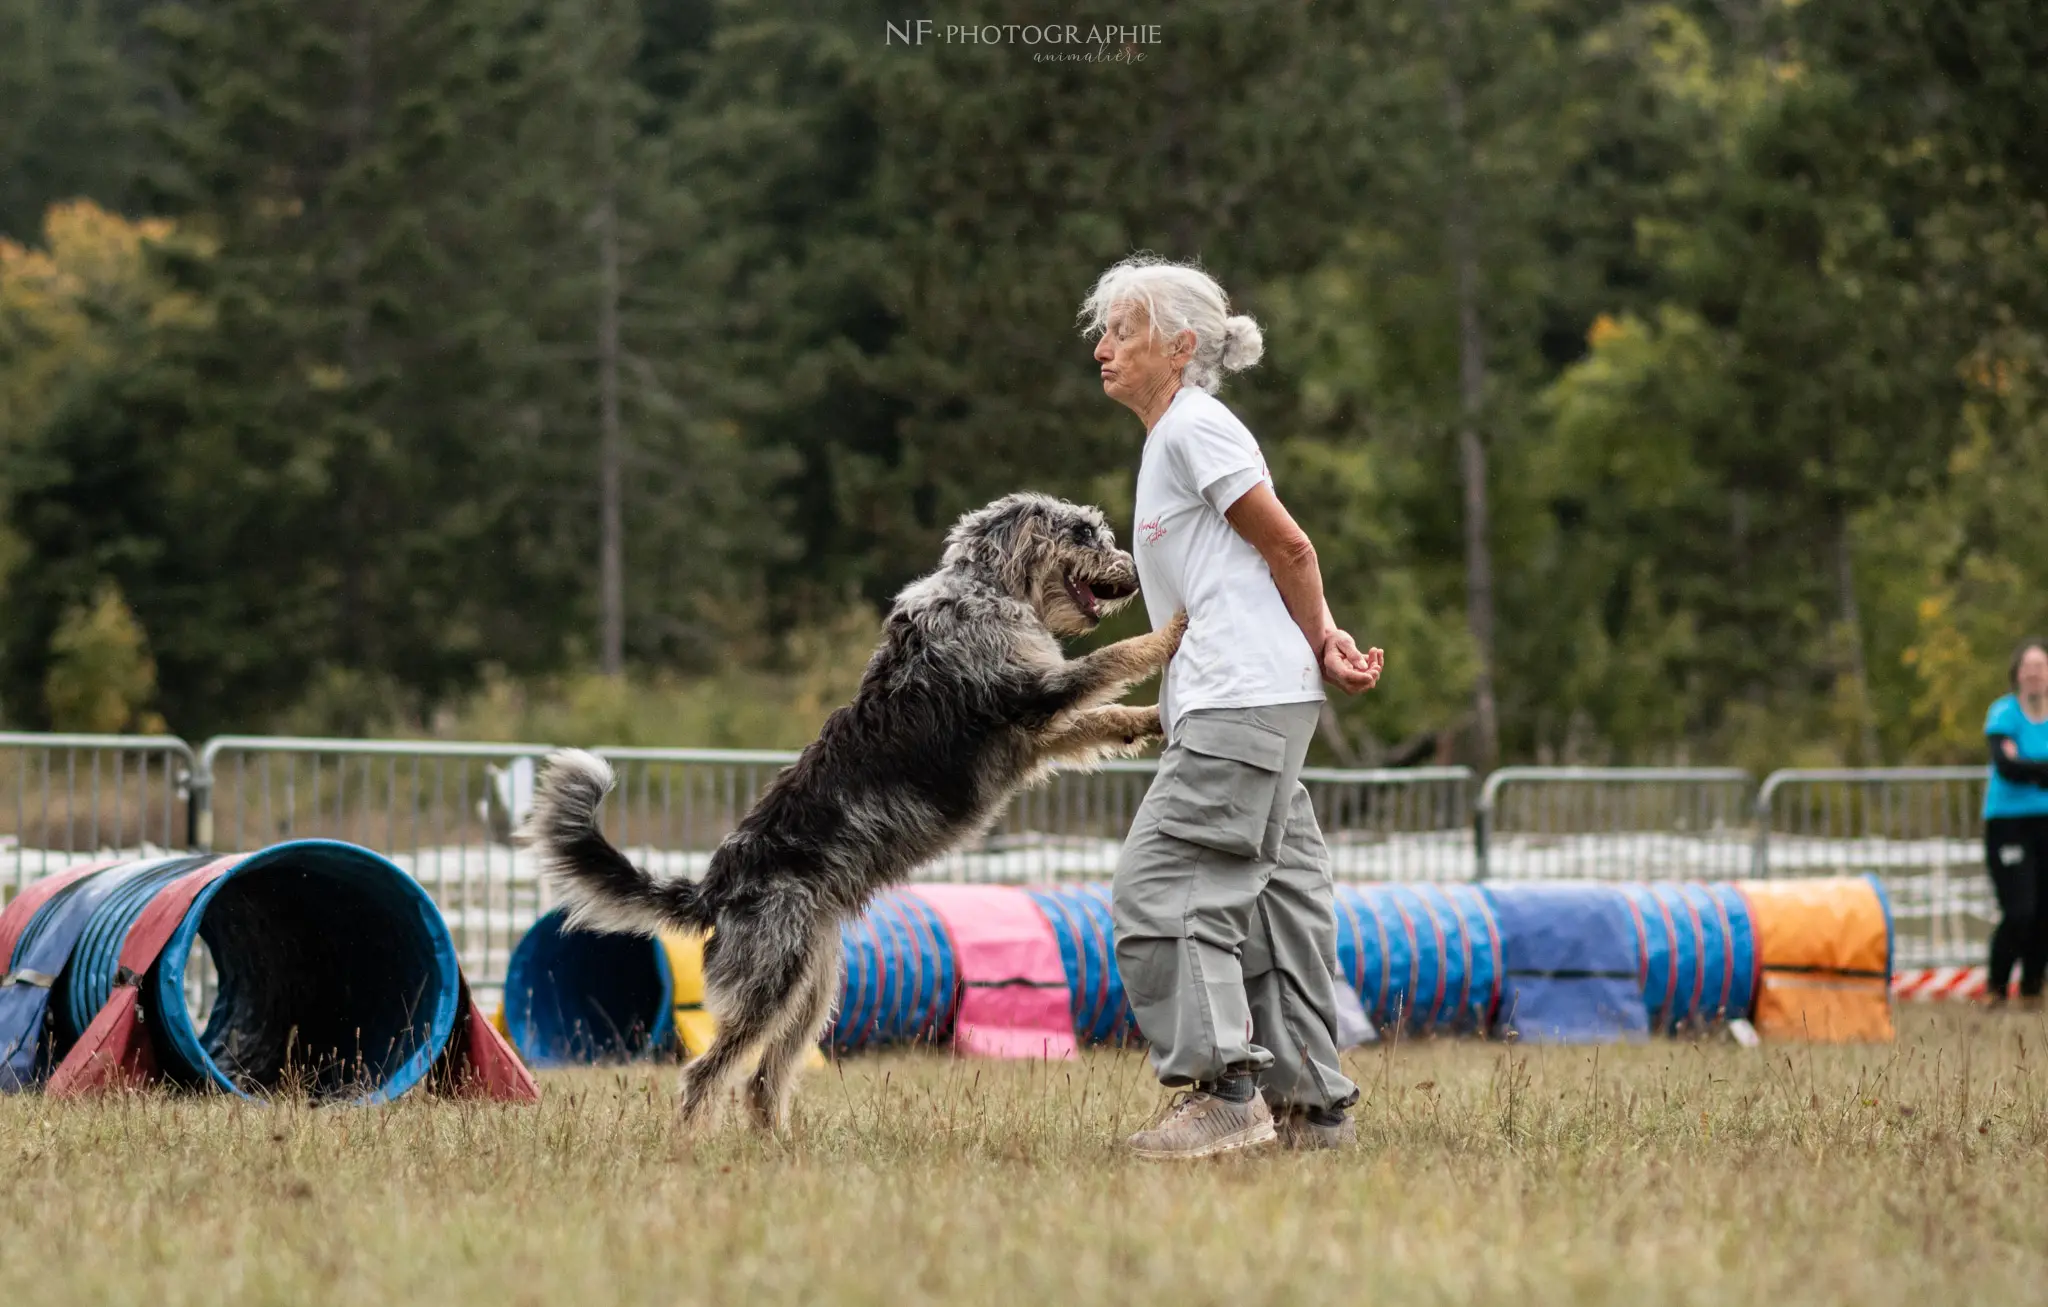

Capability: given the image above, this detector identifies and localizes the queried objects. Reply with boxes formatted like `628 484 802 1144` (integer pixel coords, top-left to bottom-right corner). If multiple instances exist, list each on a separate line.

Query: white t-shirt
1133 387 1323 738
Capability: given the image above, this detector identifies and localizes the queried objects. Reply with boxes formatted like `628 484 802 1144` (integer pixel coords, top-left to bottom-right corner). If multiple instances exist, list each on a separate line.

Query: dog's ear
995 505 1055 597
943 494 1051 595
942 502 1010 576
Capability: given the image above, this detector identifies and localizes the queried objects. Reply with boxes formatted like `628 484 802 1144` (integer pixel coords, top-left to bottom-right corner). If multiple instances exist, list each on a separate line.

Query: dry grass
4 1007 2045 1306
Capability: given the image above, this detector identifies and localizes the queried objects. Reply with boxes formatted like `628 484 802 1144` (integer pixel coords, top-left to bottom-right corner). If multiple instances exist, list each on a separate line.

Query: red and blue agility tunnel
1334 883 1502 1035
0 840 530 1102
831 890 959 1052
1024 884 1135 1045
1 855 191 1089
1618 883 1759 1032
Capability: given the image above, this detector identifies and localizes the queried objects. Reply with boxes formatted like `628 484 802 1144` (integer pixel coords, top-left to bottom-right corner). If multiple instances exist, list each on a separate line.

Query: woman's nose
1094 337 1113 361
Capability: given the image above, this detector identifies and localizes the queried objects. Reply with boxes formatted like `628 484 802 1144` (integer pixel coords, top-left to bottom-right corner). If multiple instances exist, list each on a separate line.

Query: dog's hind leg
745 931 842 1134
675 1016 771 1134
676 919 813 1133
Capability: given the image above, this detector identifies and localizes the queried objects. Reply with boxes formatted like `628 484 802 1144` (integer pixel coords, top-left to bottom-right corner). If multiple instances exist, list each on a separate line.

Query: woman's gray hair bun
1219 315 1264 373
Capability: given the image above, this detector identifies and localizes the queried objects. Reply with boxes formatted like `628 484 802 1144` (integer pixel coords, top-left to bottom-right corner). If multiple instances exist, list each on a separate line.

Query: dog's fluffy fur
518 492 1183 1132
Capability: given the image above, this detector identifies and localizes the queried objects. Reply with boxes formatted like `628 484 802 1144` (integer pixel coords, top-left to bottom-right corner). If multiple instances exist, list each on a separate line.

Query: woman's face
2019 646 2048 699
1094 302 1190 415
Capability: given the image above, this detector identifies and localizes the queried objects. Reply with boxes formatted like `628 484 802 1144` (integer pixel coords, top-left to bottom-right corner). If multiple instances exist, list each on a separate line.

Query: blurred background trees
1 0 2040 764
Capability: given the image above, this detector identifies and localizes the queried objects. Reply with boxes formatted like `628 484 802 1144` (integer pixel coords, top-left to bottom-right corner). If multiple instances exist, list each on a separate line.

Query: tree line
1 0 2042 769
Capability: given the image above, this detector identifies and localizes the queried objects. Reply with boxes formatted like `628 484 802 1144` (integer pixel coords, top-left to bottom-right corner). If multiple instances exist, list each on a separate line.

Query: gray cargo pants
1112 701 1360 1112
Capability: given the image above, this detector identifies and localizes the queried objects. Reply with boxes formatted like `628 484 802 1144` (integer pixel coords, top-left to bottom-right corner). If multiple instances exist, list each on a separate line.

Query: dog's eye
1069 524 1095 546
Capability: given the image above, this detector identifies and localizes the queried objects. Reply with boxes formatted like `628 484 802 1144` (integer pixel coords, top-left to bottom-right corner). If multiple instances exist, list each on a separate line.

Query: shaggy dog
517 492 1184 1132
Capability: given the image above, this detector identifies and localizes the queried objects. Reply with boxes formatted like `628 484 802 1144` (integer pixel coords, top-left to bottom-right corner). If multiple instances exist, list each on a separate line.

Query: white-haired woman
1083 255 1383 1158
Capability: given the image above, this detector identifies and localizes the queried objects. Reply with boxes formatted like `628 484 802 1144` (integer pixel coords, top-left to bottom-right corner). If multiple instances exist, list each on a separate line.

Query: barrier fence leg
187 765 213 854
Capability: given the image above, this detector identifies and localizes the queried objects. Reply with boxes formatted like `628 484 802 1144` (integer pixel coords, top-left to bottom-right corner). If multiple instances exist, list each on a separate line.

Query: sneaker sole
1128 1119 1278 1161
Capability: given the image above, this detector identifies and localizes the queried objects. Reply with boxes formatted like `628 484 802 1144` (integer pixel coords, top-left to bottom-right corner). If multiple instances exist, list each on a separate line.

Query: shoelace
1152 1090 1208 1127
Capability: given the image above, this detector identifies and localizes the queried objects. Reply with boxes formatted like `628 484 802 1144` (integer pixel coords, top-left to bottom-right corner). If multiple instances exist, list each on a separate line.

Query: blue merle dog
518 493 1184 1132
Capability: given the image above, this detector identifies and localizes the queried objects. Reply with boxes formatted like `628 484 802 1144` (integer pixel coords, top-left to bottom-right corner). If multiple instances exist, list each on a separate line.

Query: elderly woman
1985 638 2048 1006
1082 255 1383 1158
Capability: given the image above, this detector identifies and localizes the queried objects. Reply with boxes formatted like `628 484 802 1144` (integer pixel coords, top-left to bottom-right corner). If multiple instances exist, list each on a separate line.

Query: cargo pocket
1114 932 1181 1011
1155 715 1289 861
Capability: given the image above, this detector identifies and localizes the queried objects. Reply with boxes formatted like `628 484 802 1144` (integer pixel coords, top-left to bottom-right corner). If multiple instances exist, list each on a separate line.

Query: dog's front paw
1121 705 1163 745
1159 609 1189 659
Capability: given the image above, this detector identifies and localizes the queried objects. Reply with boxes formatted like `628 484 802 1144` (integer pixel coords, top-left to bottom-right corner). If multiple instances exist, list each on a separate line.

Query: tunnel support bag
47 857 238 1096
1735 875 1894 1043
1484 883 1649 1044
0 858 163 1090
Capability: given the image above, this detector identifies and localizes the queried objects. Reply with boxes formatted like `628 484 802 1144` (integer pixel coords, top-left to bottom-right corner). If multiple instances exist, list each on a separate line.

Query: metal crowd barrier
591 746 800 877
0 731 2012 988
1756 768 1989 970
594 750 1476 884
1476 767 1755 881
1304 764 1476 882
192 736 556 997
0 733 196 896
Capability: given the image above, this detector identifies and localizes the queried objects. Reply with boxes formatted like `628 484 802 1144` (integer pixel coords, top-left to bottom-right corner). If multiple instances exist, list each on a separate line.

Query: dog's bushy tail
518 749 711 934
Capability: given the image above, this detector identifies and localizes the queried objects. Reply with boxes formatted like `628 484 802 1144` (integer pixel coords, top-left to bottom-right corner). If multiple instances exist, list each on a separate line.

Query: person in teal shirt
1984 638 2048 1004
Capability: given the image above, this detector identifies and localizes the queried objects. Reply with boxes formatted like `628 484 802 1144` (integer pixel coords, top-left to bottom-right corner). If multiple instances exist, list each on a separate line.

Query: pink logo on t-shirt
1140 517 1166 545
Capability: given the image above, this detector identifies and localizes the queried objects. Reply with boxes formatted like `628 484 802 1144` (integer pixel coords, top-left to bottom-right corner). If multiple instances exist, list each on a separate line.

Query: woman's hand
1322 631 1382 694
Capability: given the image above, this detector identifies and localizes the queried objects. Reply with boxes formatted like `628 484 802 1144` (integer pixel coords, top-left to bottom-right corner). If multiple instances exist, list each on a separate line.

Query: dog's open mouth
1063 572 1136 620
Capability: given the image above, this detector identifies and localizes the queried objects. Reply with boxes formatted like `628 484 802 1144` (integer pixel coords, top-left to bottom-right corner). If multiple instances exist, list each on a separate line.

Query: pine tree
0 0 152 240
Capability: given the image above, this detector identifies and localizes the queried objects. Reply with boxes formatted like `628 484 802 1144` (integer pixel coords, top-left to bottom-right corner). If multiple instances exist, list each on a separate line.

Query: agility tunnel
0 855 181 1090
832 889 961 1053
1333 883 1501 1035
499 889 961 1064
502 875 1894 1063
1483 883 1650 1044
1735 875 1894 1042
502 910 701 1068
1617 883 1758 1034
504 885 1102 1061
1025 884 1135 1045
0 840 525 1102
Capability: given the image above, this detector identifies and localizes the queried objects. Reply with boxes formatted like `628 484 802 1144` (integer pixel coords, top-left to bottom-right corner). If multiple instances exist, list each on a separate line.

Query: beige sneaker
1273 1105 1356 1151
1125 1091 1277 1160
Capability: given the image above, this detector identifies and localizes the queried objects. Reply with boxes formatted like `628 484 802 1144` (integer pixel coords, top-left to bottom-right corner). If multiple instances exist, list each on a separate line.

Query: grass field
4 1008 2045 1306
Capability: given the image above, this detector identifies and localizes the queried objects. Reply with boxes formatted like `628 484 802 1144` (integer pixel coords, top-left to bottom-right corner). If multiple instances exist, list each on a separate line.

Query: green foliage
43 580 165 733
1894 332 2048 758
1263 433 1480 758
280 605 881 748
0 0 151 241
0 0 2042 765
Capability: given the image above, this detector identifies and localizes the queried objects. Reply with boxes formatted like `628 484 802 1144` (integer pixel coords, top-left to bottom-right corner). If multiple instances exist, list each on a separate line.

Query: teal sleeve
1986 697 2021 737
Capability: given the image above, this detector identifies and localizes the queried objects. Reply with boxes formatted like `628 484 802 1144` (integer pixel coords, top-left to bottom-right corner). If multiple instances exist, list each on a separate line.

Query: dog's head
942 492 1140 637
